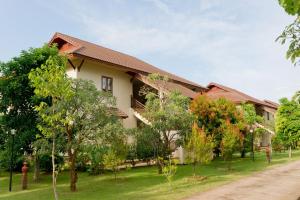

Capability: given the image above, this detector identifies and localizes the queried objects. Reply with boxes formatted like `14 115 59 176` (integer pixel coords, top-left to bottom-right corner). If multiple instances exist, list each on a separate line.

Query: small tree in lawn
221 121 241 170
103 150 122 181
142 73 193 174
102 123 128 181
162 157 178 188
185 124 214 178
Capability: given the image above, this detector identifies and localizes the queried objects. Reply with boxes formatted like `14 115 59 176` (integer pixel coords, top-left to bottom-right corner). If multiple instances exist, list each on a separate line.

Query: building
206 82 278 147
49 32 206 129
49 32 278 162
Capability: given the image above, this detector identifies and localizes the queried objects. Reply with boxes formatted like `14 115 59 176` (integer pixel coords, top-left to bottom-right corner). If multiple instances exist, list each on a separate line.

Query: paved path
185 160 300 200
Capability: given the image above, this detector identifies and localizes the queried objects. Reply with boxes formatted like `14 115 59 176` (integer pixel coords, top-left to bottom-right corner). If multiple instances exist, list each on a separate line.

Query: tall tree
0 45 59 166
275 97 300 158
29 57 122 192
29 54 72 200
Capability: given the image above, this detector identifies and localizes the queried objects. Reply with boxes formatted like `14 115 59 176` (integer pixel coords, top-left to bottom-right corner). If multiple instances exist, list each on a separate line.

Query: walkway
185 160 300 200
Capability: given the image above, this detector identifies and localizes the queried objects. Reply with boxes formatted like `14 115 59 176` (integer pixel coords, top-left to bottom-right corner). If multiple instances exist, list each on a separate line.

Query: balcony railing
131 96 145 110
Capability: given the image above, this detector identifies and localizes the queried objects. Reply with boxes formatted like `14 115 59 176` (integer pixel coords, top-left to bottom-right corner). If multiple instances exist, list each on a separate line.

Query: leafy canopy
275 97 300 147
0 45 60 157
277 0 300 65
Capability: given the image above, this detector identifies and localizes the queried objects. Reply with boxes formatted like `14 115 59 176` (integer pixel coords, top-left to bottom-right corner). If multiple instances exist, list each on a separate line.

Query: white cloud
48 0 300 102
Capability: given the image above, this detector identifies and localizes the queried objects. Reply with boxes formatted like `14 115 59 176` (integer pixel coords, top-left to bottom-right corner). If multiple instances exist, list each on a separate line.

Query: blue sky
0 0 299 102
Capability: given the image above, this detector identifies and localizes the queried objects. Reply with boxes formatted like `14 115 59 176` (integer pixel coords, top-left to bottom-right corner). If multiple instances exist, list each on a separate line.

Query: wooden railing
131 96 145 110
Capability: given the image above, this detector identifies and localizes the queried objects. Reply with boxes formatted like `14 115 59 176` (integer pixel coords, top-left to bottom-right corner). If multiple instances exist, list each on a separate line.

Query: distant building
206 82 278 147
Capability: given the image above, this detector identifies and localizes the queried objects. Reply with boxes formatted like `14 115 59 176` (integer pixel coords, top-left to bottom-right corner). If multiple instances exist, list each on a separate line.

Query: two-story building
49 32 278 162
49 32 206 127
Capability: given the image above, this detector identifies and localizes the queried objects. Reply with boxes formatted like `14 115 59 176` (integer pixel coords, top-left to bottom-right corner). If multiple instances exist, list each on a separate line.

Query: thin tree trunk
33 154 40 182
193 161 196 177
52 134 59 200
289 146 292 159
157 157 163 174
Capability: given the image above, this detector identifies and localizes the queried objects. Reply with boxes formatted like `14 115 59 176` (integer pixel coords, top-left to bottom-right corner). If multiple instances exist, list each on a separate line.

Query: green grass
0 150 299 200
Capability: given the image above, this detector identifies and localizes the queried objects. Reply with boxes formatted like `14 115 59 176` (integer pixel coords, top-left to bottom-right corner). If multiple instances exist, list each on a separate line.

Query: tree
275 97 300 158
278 0 300 16
0 45 59 169
277 0 300 65
103 150 122 181
190 95 244 157
185 124 214 177
29 54 72 200
142 73 193 173
240 103 263 159
29 55 121 192
135 125 159 164
221 121 242 170
162 157 178 188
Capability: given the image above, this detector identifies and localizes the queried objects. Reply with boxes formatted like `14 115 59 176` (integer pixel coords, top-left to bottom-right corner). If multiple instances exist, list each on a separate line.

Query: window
266 112 270 120
101 76 113 92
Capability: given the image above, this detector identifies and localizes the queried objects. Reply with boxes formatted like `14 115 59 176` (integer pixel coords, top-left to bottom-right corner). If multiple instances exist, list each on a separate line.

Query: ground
186 158 300 200
0 151 299 200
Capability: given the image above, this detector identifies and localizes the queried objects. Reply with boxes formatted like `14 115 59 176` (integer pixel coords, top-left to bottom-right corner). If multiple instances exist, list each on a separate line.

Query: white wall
74 59 137 128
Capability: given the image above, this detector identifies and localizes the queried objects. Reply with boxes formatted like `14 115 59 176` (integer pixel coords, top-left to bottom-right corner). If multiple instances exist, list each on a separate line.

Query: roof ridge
208 82 267 105
51 32 205 89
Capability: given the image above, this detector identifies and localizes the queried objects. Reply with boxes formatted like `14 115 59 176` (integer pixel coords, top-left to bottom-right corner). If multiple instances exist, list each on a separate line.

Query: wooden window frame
101 76 113 93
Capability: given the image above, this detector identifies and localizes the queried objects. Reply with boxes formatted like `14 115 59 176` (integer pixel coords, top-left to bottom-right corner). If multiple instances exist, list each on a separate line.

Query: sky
0 0 299 102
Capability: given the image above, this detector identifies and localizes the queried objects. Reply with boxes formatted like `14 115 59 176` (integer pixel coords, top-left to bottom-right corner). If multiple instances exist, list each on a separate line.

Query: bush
39 154 64 173
272 136 285 152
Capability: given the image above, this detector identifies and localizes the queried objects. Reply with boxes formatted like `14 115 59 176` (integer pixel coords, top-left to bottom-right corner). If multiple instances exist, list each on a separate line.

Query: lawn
0 150 299 200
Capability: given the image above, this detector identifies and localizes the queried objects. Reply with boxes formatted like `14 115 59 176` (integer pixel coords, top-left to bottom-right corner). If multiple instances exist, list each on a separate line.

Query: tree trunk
193 161 196 177
52 134 59 200
157 157 163 174
289 146 292 159
69 151 77 192
33 155 40 182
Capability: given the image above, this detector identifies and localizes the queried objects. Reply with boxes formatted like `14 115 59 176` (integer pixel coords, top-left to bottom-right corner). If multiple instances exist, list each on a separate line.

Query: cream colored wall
66 65 77 78
75 59 137 128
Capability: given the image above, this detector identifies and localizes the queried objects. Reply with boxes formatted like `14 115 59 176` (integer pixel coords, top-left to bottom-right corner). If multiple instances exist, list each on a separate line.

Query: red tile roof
206 82 277 109
49 32 206 91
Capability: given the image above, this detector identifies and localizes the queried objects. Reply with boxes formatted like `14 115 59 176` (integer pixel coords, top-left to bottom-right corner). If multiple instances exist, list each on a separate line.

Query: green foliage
272 135 285 152
103 150 122 180
275 98 300 149
240 103 262 125
0 45 60 167
162 157 178 187
29 54 124 191
221 121 242 169
185 124 214 176
135 126 159 161
190 95 244 157
142 73 193 160
277 1 300 65
278 0 300 16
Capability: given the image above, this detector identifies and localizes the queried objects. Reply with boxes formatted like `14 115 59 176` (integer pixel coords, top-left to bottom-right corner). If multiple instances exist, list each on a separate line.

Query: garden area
1 150 299 200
